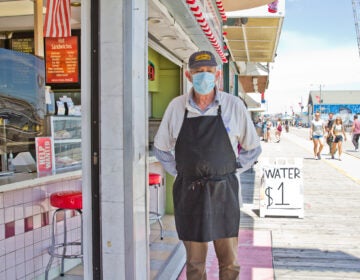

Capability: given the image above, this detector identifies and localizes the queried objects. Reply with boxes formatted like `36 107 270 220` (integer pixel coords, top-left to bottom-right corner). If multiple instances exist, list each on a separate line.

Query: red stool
45 191 83 279
149 173 164 240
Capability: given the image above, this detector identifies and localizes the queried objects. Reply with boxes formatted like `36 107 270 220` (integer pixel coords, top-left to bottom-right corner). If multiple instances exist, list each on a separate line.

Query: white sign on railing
260 158 304 218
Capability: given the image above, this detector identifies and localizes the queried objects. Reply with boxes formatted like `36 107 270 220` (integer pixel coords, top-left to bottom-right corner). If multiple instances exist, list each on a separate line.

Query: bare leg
338 141 343 160
313 139 319 158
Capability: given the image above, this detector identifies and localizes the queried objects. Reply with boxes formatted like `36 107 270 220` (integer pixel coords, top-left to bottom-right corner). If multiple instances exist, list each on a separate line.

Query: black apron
173 106 240 242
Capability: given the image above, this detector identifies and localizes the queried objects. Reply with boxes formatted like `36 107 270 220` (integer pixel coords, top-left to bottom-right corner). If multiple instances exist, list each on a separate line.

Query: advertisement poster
35 137 54 173
0 48 46 118
45 36 79 84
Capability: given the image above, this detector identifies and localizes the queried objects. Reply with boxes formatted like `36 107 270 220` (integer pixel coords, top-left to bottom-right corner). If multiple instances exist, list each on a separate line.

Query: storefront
0 0 283 279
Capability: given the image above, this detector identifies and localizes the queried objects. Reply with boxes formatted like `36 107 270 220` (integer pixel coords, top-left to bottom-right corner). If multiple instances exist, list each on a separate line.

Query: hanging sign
260 158 304 218
148 61 155 81
35 137 54 173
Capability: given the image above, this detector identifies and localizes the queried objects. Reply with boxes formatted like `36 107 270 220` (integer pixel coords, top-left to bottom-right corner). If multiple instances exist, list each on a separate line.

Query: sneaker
331 155 334 159
339 158 342 161
317 153 321 160
356 149 359 152
314 155 318 160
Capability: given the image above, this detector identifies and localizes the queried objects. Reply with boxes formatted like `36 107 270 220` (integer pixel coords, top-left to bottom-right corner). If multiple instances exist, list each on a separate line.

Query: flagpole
319 84 322 117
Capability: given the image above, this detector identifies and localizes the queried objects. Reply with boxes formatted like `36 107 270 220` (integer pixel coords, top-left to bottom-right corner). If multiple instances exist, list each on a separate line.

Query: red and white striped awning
186 0 228 63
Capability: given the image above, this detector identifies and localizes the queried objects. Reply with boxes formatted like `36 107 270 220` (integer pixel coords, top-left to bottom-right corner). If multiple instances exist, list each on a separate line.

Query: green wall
151 53 180 118
148 48 180 214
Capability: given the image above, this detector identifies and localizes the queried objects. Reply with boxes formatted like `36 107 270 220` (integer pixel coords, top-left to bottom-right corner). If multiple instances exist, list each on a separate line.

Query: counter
0 170 82 279
0 170 82 192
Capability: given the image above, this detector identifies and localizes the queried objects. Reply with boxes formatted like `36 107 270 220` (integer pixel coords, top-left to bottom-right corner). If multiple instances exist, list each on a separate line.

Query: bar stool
149 173 164 240
45 191 83 280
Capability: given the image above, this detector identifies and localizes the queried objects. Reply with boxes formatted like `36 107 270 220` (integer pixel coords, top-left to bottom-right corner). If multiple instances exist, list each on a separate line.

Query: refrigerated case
49 116 81 171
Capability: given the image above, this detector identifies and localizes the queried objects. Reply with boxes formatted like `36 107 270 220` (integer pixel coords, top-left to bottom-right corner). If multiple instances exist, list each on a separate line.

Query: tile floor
53 215 182 280
53 218 274 280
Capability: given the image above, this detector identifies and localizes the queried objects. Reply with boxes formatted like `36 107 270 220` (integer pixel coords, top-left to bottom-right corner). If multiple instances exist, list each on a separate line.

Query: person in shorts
325 112 335 154
330 116 347 160
310 112 325 160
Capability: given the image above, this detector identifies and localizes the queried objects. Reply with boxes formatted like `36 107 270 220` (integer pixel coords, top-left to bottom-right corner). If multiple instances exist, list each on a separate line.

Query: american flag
44 0 72 37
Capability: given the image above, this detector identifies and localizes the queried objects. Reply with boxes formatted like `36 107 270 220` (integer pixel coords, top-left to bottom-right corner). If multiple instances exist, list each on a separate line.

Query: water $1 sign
260 158 304 218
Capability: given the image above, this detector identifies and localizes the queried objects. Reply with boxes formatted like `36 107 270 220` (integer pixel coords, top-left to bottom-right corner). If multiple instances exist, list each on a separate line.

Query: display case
49 116 81 171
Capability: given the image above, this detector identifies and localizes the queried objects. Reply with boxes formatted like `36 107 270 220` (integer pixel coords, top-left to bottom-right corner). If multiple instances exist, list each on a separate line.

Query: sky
264 0 360 114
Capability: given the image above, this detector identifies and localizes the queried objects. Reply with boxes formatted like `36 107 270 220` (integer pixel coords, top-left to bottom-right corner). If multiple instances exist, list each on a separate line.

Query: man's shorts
334 135 343 143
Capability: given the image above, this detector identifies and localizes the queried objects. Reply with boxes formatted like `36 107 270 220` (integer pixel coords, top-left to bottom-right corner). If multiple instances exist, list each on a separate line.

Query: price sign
260 158 304 218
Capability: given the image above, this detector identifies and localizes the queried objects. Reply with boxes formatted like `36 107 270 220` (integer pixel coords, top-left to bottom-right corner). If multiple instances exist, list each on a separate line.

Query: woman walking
275 118 282 143
310 112 325 160
331 116 347 160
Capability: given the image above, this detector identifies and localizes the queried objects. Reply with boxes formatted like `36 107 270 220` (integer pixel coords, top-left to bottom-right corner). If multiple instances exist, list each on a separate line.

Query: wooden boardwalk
240 128 360 280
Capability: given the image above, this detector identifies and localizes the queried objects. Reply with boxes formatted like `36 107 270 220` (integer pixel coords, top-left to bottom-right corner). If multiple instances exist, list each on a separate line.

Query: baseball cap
188 51 218 69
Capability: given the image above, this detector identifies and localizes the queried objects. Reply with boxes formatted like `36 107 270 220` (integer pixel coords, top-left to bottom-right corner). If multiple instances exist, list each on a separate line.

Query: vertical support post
34 0 44 57
234 74 239 96
223 62 229 93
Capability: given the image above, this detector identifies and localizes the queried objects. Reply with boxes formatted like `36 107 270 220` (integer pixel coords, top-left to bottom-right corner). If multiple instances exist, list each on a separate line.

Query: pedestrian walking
351 114 360 152
153 50 261 280
330 116 347 160
262 119 268 142
325 112 335 154
266 119 272 143
284 119 289 132
275 118 282 143
309 112 325 160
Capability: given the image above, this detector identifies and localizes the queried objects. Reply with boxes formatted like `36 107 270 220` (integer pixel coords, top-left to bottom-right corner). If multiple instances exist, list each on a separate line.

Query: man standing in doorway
153 50 261 280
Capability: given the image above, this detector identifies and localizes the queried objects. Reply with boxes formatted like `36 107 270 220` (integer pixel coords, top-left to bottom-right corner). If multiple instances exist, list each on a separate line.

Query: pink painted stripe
178 229 274 280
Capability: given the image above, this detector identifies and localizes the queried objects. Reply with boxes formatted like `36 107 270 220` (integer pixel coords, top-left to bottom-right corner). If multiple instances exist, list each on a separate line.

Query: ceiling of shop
0 0 81 32
222 0 275 12
224 17 283 63
0 0 284 95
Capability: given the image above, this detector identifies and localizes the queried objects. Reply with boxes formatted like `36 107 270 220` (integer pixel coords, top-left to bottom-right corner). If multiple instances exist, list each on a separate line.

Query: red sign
35 137 54 173
45 36 79 83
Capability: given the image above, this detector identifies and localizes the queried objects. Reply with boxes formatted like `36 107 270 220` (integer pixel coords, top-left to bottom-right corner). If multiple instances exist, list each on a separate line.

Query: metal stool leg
45 208 59 280
150 183 164 240
61 210 67 276
155 185 164 240
45 208 83 279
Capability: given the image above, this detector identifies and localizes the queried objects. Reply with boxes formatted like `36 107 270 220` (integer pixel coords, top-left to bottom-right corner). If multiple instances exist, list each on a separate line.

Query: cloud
265 30 360 113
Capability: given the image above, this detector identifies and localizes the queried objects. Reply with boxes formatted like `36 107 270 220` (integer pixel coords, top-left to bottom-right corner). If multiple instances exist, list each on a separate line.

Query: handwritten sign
35 137 54 173
260 158 304 218
45 36 79 84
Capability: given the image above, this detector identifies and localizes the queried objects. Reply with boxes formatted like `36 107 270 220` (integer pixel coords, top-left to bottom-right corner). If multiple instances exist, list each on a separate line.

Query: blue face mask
192 72 215 95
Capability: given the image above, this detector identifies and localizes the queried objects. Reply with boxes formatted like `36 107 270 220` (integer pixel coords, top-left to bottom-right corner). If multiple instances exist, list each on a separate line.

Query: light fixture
160 35 177 41
71 2 81 7
174 47 188 51
240 17 248 25
148 17 163 24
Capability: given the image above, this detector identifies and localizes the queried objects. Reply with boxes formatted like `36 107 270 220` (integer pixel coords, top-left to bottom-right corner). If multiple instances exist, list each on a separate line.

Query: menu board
11 38 34 54
45 36 79 85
